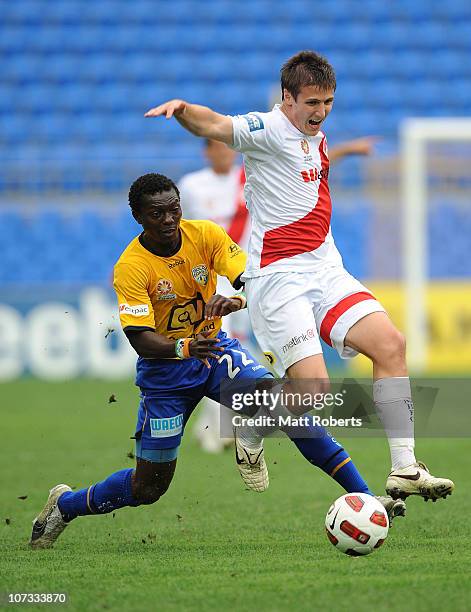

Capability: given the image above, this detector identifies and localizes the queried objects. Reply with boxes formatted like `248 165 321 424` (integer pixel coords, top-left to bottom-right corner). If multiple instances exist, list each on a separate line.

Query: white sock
373 377 417 471
237 427 264 451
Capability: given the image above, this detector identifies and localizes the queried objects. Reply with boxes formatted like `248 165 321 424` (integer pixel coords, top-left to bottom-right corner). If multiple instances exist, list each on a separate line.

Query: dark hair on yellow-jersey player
128 172 180 214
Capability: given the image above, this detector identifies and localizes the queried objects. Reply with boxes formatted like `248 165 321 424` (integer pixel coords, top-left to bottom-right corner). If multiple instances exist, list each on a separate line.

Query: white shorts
245 267 385 376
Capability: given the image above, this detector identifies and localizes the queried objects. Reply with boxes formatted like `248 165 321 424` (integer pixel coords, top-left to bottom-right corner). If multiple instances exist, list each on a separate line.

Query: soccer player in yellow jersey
30 173 404 549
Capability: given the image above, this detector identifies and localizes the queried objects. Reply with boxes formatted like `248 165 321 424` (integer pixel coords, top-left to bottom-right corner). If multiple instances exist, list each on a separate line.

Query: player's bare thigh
286 354 329 379
344 311 407 378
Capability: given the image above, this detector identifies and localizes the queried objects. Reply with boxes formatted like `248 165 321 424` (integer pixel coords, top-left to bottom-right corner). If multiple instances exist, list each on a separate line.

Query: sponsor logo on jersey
242 113 265 132
195 320 215 336
301 139 310 155
300 167 328 183
119 303 149 317
167 257 185 269
167 293 205 332
281 328 315 353
263 351 276 366
150 414 184 438
192 264 209 286
156 278 176 300
228 243 242 258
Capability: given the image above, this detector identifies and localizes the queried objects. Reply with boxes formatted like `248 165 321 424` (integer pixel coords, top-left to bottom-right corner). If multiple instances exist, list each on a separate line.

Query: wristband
182 337 192 358
175 339 185 359
230 291 247 310
175 338 192 359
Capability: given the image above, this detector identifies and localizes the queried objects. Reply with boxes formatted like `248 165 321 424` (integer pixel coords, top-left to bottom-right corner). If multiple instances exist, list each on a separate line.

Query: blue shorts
134 332 271 459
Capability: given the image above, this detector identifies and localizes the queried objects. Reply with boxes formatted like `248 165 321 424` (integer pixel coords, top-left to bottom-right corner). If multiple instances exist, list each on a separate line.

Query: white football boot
386 461 454 501
375 495 406 523
234 428 269 492
30 484 72 549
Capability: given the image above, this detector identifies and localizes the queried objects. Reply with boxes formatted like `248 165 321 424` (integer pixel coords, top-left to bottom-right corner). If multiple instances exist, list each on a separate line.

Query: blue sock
283 420 373 495
58 468 139 521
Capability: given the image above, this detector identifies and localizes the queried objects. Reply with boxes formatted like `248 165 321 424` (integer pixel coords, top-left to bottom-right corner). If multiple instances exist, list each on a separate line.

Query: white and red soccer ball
325 493 389 556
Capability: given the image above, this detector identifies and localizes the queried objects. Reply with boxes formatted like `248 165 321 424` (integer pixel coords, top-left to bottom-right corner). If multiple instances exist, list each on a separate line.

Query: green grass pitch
1 379 470 611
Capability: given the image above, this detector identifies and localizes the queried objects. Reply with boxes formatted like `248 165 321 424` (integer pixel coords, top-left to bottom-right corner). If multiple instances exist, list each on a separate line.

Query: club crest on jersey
192 264 209 286
156 278 176 300
301 139 310 155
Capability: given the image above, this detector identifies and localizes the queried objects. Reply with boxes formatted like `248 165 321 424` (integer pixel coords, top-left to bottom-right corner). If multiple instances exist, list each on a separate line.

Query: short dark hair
128 173 180 213
281 50 336 100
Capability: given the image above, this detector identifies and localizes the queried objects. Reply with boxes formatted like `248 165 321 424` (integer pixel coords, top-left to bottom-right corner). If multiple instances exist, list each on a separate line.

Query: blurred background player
178 139 249 452
181 136 378 452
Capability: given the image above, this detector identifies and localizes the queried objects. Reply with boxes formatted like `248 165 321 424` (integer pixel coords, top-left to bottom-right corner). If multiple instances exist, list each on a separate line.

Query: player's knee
376 328 406 365
133 471 173 505
387 329 406 358
134 481 169 505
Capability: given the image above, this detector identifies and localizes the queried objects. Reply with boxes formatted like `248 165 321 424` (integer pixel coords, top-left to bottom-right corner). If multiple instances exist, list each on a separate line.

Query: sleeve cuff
231 273 244 290
123 326 156 334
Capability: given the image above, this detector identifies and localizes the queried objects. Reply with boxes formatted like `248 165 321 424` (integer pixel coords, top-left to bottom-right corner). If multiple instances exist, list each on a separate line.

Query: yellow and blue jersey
112 219 271 453
113 219 246 340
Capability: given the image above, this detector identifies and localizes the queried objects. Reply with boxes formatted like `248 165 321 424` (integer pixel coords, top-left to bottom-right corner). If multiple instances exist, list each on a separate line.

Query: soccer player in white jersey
181 137 378 453
145 50 454 502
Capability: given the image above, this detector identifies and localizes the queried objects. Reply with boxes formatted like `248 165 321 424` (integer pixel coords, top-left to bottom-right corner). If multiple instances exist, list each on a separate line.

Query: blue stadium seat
1 54 40 83
0 115 30 145
2 1 40 20
429 50 469 79
346 53 390 80
331 204 370 278
383 51 427 80
364 80 403 110
0 210 24 236
19 85 55 113
428 1 471 21
411 81 446 111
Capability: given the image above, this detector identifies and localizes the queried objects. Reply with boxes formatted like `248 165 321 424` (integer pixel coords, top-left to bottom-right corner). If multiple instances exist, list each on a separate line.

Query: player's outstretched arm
329 136 378 163
144 99 233 145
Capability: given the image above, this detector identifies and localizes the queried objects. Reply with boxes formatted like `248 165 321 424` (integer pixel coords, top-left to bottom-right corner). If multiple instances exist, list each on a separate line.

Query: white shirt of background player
178 139 249 338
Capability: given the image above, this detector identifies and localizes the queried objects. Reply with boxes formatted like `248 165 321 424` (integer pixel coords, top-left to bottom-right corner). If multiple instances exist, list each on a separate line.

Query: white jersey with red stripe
230 104 343 278
178 166 240 230
178 166 249 249
177 165 251 341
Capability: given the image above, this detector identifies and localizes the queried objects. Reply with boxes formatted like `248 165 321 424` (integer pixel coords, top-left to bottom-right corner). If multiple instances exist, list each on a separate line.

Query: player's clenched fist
144 100 187 118
189 331 223 368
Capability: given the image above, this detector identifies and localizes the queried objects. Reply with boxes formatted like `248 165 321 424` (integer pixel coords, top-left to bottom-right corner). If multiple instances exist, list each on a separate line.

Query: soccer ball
325 493 389 556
